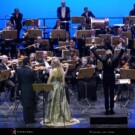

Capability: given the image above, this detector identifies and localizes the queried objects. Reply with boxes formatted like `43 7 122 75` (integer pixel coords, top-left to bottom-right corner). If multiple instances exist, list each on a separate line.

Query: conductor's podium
90 108 128 124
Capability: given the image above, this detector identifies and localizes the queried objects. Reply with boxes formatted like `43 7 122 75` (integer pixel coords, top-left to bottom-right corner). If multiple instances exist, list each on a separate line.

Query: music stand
23 19 39 27
59 41 69 47
33 83 54 127
98 34 112 40
85 37 102 46
111 36 128 46
0 70 11 115
72 16 85 24
119 69 135 107
42 39 51 50
76 30 91 39
62 50 79 60
97 60 103 70
114 49 131 58
1 30 17 40
77 67 95 107
27 29 42 39
123 31 132 40
50 29 67 42
96 49 106 58
124 16 135 25
62 60 77 70
35 51 53 60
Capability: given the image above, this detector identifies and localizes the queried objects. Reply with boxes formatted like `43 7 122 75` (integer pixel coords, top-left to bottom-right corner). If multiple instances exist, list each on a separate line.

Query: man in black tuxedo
10 8 23 40
17 57 36 125
81 7 95 25
57 1 70 31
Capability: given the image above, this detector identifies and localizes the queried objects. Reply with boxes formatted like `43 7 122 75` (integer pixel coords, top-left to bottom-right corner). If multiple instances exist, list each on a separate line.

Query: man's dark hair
23 57 30 66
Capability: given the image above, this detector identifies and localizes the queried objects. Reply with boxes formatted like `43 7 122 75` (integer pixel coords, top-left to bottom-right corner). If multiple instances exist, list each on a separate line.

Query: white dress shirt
61 7 66 18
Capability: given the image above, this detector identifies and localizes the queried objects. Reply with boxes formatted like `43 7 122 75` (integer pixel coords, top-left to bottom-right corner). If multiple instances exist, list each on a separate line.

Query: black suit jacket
57 7 70 21
81 11 95 24
129 9 135 16
91 48 124 85
10 13 23 30
0 63 8 70
17 65 36 107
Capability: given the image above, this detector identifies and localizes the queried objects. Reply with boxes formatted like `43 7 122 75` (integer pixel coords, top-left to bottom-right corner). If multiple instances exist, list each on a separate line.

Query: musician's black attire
81 11 95 24
17 64 36 124
91 48 124 114
57 6 70 31
10 12 23 40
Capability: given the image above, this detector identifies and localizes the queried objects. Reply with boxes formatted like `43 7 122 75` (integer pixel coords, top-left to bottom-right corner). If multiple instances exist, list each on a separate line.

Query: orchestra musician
22 20 37 39
57 0 70 31
81 7 95 25
38 51 51 83
53 19 64 30
3 21 15 30
0 21 17 57
90 45 125 115
77 21 90 30
114 38 126 50
10 8 23 40
123 18 132 32
0 55 16 102
75 57 97 101
24 36 46 56
114 51 130 101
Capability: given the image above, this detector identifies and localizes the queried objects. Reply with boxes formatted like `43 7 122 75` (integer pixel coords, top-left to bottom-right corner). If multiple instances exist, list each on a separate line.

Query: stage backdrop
0 0 134 37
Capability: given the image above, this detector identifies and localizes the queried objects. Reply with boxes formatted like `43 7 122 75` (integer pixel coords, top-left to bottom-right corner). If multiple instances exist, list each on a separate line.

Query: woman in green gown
40 57 79 127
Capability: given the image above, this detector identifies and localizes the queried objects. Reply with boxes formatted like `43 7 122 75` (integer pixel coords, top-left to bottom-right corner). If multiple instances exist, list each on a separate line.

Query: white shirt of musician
82 26 86 30
36 43 40 48
57 26 61 30
43 60 50 74
115 43 123 50
85 12 89 19
61 7 66 18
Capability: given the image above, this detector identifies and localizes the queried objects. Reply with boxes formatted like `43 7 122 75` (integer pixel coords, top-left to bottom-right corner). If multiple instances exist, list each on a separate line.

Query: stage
0 85 135 134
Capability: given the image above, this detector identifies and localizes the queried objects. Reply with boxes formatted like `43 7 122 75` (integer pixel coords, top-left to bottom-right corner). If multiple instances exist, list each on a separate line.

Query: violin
45 56 52 62
33 66 45 71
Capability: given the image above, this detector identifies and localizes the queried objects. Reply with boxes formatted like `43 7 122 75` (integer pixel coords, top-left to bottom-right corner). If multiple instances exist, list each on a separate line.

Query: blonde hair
51 57 64 76
106 50 112 65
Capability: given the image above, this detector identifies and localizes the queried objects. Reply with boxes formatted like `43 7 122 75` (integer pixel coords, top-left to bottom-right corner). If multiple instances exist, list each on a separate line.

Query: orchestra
1 1 135 127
